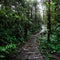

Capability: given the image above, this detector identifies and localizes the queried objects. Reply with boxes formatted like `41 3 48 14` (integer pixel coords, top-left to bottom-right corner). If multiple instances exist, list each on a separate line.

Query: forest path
14 31 44 60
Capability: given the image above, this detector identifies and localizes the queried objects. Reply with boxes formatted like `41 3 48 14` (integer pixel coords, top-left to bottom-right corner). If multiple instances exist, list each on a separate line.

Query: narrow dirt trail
15 34 44 60
10 25 45 60
13 25 46 60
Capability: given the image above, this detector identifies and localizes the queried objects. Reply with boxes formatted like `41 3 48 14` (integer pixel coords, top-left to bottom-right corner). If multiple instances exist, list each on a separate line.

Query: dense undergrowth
39 33 60 60
0 1 42 59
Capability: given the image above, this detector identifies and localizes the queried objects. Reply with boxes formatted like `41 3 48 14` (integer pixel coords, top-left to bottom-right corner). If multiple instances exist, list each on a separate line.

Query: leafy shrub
39 34 60 60
0 43 16 59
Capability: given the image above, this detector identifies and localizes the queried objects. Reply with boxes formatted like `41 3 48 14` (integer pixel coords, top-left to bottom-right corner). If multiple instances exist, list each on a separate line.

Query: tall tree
47 0 51 42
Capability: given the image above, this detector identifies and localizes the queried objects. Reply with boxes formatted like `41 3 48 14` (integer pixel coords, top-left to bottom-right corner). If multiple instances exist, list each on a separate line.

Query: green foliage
40 0 60 60
0 0 42 59
0 44 16 59
39 34 60 60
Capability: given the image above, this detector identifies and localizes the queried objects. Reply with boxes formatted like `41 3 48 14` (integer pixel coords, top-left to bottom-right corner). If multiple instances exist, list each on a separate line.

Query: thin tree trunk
47 0 51 42
35 2 37 22
31 7 33 19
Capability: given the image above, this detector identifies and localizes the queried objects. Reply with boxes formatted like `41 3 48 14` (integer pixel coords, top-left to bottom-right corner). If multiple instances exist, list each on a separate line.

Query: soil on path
13 34 44 60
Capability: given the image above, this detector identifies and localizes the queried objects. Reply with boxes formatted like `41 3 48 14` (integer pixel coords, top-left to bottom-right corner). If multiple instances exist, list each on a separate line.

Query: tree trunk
47 0 51 42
